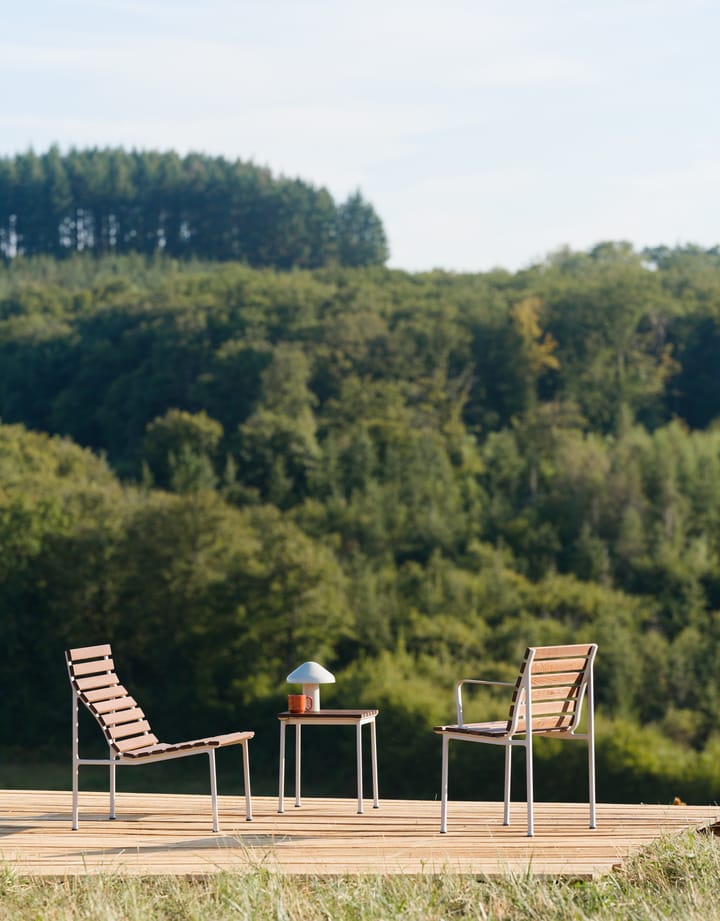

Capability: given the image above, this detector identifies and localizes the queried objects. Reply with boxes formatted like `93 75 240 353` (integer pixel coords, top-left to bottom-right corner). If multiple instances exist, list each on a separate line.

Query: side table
277 709 379 814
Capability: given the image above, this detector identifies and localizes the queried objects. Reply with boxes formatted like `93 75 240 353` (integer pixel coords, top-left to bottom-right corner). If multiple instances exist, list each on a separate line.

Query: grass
0 831 719 920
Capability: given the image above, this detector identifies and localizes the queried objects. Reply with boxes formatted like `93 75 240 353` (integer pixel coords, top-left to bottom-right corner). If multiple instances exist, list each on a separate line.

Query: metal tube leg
588 736 596 829
72 759 79 831
440 734 449 833
356 722 364 814
71 690 79 830
370 717 379 808
243 740 253 822
278 721 286 813
295 723 302 807
503 744 512 826
209 749 219 833
109 756 116 820
525 737 534 837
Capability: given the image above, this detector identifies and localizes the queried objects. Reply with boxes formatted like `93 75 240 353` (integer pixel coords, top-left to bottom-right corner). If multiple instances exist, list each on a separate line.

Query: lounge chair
66 643 254 831
434 643 597 836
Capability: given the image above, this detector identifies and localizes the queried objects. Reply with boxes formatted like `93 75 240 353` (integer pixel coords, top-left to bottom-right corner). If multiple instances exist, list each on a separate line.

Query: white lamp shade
286 661 335 684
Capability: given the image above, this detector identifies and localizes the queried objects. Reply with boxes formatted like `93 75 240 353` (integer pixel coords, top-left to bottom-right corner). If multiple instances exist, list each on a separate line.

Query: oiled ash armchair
434 643 597 836
66 643 254 831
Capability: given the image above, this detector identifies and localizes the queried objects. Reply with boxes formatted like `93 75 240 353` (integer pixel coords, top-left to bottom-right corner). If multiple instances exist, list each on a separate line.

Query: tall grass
1 831 718 920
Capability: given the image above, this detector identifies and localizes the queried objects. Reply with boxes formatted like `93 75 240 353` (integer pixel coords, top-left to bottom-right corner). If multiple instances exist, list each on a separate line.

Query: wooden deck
1 789 718 878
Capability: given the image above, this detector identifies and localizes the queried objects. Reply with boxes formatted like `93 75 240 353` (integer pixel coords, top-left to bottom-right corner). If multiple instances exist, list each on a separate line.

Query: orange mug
288 694 313 714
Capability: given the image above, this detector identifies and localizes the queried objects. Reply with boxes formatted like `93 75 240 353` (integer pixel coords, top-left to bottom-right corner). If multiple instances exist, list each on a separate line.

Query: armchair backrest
66 644 159 755
507 643 597 735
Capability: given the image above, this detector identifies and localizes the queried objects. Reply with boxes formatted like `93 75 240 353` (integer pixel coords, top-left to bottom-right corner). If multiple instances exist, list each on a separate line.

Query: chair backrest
507 643 597 735
66 644 159 755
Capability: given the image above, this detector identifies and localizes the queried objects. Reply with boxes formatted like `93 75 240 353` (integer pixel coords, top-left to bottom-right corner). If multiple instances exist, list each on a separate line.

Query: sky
2 0 718 273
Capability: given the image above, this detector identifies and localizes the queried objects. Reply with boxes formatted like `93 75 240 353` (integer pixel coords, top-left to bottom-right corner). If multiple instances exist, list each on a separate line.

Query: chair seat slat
75 673 120 692
114 733 160 753
81 684 131 704
531 657 588 675
68 644 112 661
103 707 145 727
71 657 115 677
93 695 137 715
531 644 594 660
108 719 152 740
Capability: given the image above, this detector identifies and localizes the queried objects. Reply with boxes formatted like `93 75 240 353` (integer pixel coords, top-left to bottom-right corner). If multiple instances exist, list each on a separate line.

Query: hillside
2 243 720 801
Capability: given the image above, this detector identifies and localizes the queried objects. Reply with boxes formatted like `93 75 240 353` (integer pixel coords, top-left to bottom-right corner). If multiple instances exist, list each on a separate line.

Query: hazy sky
2 0 718 272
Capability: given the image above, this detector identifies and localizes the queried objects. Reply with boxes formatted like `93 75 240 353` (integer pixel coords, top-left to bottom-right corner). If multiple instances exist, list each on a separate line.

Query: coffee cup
288 694 313 713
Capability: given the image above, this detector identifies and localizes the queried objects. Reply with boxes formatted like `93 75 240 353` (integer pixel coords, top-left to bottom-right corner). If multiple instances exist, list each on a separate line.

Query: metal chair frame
436 643 597 836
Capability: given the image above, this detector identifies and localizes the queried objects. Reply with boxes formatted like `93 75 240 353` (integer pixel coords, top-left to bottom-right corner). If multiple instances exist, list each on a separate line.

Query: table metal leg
370 717 379 808
295 723 302 807
278 720 286 813
356 721 364 814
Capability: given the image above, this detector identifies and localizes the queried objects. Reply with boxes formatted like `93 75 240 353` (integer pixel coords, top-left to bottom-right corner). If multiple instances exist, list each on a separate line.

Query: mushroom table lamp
286 661 335 711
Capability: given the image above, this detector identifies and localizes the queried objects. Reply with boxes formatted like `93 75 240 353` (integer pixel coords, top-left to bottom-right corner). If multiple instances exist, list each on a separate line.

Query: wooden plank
107 719 152 740
75 673 119 692
531 658 588 675
67 644 112 661
71 657 115 677
531 644 594 660
82 684 129 704
0 791 717 879
113 732 159 752
94 696 138 716
102 706 144 727
530 673 584 689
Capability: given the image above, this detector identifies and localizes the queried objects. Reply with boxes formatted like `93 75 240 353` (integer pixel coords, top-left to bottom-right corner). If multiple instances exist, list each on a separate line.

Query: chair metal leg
243 740 253 821
295 723 302 807
71 691 79 830
72 759 79 831
278 720 286 813
278 720 285 814
356 721 364 814
588 735 596 829
109 756 116 819
209 749 219 833
440 734 449 833
503 744 512 826
588 672 597 829
525 736 534 837
370 717 379 808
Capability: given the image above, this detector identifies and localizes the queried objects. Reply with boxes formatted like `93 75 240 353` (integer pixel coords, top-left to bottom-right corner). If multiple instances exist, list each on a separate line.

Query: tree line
0 147 388 268
2 243 720 802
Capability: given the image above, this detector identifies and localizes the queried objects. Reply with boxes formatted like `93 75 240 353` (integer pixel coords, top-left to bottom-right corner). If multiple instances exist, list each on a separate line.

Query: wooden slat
3 791 717 879
531 685 580 702
531 644 594 660
75 673 119 692
531 657 588 675
516 700 576 718
67 644 112 661
114 733 159 753
93 695 137 715
530 672 584 689
82 684 130 704
108 720 152 740
71 657 114 677
102 707 145 727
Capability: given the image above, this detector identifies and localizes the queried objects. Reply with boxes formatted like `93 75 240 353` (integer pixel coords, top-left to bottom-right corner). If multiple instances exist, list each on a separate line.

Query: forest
2 237 720 803
0 148 388 268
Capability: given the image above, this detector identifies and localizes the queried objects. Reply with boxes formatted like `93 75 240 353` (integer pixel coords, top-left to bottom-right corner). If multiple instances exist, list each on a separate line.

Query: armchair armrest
455 678 515 726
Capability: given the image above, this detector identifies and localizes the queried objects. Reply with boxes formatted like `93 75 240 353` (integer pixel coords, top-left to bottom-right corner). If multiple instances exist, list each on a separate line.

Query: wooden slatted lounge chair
66 643 254 832
434 643 597 836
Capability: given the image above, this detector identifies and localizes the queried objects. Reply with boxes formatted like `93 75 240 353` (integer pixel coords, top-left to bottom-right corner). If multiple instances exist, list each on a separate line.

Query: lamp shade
286 661 335 684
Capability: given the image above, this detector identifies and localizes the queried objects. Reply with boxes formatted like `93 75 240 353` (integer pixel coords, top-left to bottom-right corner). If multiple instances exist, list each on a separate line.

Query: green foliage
2 242 720 802
0 147 388 268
